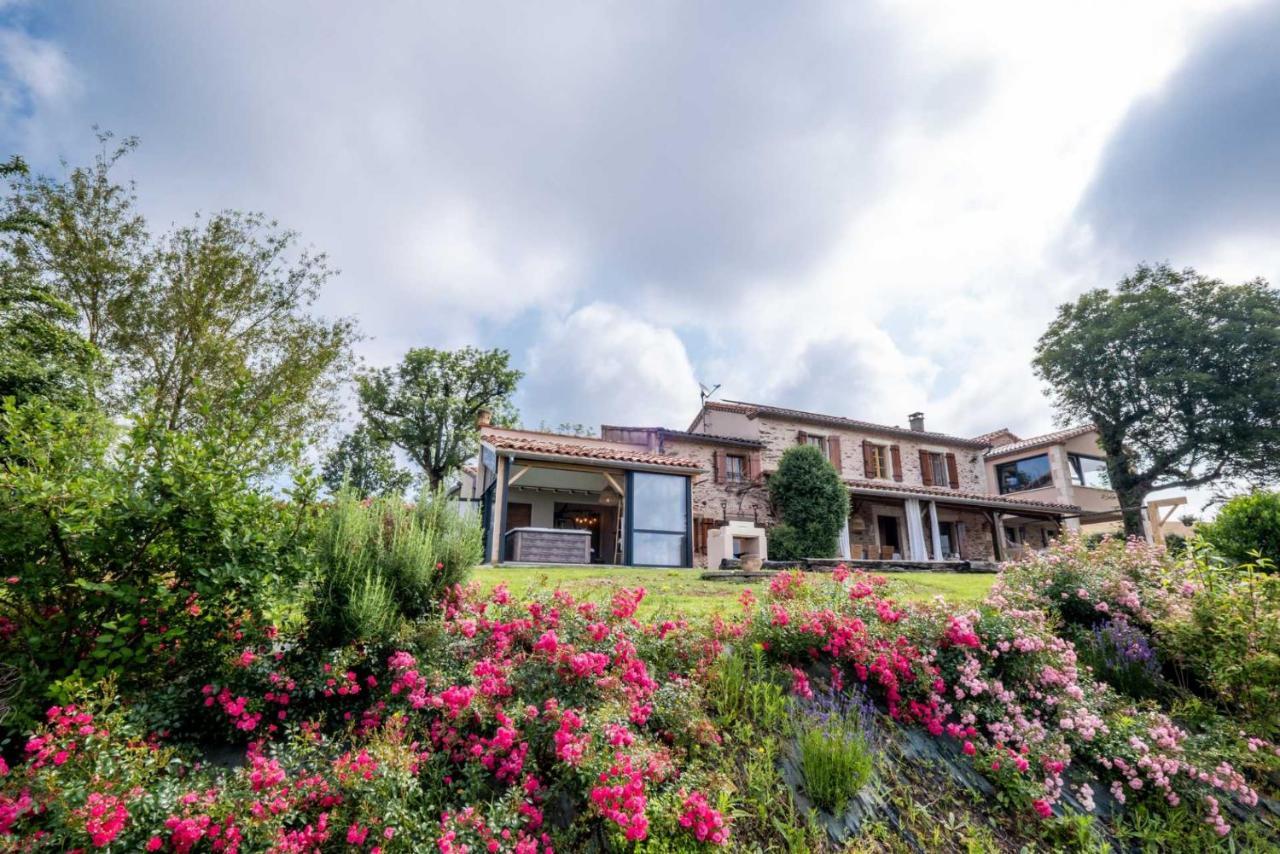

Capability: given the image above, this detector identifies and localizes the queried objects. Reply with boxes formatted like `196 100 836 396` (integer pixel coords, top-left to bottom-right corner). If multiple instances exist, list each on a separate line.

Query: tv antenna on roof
699 382 721 406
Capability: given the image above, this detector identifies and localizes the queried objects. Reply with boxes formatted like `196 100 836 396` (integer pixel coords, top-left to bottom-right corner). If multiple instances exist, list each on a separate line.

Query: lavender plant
1082 618 1162 698
795 685 877 812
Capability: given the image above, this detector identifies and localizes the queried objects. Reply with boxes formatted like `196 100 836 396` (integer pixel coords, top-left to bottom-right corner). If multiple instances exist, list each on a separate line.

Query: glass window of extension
995 453 1052 494
805 434 826 453
724 454 746 482
1068 453 1109 488
629 472 689 567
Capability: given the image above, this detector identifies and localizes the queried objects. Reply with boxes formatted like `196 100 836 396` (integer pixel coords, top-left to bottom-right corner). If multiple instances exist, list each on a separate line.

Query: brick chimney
908 411 925 432
476 408 493 428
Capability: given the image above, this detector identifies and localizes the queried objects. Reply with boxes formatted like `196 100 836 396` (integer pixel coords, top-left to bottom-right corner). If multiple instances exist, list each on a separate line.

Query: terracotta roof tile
983 424 1097 459
971 428 1018 446
706 400 990 448
843 478 1080 514
482 428 702 470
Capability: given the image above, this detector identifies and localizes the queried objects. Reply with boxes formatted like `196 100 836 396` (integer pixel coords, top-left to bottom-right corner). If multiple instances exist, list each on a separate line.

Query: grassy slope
473 566 994 620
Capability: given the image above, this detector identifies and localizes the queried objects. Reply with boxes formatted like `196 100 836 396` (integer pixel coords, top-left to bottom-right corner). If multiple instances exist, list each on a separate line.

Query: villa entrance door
876 515 901 559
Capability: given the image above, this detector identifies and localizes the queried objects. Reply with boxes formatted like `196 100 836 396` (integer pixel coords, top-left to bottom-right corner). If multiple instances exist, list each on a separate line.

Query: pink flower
962 741 976 756
347 823 369 845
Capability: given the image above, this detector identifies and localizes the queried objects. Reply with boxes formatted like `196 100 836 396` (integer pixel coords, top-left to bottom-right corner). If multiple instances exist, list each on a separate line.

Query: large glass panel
632 532 686 567
1069 454 1109 488
631 472 688 532
995 454 1052 494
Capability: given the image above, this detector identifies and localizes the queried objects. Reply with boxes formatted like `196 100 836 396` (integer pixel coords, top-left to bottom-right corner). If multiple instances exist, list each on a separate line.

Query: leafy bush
1156 553 1280 734
308 488 479 646
0 397 313 735
1199 490 1280 567
767 445 849 560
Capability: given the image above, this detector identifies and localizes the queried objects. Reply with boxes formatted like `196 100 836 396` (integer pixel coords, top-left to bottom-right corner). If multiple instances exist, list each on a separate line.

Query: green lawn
473 566 994 620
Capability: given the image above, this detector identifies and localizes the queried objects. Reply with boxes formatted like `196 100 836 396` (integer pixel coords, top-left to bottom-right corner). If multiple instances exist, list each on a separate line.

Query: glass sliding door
625 471 691 567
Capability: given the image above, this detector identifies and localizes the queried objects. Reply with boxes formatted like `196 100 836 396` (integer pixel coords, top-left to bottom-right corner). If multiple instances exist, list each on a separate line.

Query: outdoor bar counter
504 527 592 564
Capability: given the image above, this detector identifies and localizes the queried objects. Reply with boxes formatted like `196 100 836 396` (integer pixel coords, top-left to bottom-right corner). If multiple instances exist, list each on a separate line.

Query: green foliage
2 132 357 465
708 643 788 731
766 445 849 559
795 700 874 814
358 346 523 489
1157 547 1280 734
0 155 100 409
321 424 415 498
0 393 314 734
1034 262 1280 535
1198 490 1280 566
309 488 480 646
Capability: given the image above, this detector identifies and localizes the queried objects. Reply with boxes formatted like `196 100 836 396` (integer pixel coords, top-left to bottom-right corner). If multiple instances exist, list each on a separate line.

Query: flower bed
2 541 1278 851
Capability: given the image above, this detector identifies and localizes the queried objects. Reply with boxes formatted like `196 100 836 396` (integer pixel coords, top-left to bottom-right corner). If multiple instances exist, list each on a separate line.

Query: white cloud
0 0 1270 482
520 304 702 429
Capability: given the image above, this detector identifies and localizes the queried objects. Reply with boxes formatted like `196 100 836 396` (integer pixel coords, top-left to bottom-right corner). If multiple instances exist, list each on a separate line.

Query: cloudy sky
3 0 1278 470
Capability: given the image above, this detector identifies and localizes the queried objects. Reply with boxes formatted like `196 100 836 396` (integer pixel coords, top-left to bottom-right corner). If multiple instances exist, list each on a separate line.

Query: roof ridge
715 399 987 447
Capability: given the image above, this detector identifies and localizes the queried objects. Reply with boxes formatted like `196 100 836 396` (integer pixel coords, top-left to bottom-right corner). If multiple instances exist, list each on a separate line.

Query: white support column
928 501 944 561
903 498 928 561
838 516 852 560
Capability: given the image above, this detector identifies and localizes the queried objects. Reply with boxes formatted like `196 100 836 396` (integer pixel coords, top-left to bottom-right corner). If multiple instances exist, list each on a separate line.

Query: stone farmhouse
467 399 1145 569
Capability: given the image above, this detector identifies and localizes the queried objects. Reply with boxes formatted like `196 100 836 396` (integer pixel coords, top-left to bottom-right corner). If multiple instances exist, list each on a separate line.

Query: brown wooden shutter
919 449 934 486
828 436 842 472
945 452 960 489
796 430 808 445
713 449 725 484
862 440 875 478
890 445 903 481
749 450 762 482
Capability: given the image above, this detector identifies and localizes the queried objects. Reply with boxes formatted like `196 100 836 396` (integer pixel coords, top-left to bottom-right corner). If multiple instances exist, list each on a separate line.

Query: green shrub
794 689 875 813
308 488 480 646
0 397 313 735
1156 551 1280 734
767 445 849 560
1199 490 1280 567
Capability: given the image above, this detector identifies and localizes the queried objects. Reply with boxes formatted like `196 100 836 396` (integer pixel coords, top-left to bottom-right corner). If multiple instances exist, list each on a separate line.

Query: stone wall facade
693 406 990 493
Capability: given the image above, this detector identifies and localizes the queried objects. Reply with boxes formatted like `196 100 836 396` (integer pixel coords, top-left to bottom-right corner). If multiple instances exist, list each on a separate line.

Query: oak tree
1034 263 1280 536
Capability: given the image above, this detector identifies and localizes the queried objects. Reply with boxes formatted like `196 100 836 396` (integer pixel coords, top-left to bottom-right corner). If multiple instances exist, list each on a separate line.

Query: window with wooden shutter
828 436 842 472
945 452 960 489
919 449 934 485
749 451 762 481
713 449 725 484
724 453 746 483
862 440 875 478
797 430 808 445
890 445 903 481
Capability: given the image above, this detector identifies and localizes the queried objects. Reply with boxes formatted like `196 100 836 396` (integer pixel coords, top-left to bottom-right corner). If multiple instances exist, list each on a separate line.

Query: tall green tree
1 133 357 460
1034 263 1280 536
0 157 99 408
320 424 414 498
357 346 522 490
122 210 357 450
3 133 149 356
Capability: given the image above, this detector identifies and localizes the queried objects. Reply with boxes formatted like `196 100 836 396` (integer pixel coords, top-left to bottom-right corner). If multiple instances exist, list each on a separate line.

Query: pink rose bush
0 583 733 851
748 561 1278 838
